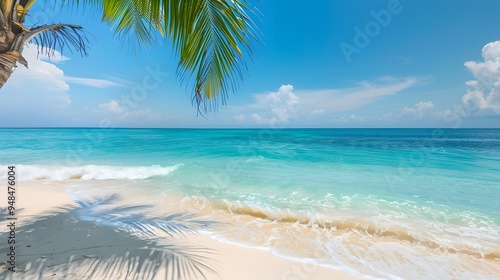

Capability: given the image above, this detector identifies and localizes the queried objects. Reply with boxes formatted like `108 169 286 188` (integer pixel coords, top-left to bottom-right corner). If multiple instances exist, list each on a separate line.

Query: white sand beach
0 182 359 280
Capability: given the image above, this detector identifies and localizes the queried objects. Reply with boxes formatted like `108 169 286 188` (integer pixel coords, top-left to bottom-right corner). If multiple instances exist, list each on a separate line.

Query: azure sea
0 128 499 279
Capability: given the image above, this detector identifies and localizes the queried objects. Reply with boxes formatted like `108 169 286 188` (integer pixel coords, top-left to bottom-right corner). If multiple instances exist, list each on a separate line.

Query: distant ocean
1 128 499 279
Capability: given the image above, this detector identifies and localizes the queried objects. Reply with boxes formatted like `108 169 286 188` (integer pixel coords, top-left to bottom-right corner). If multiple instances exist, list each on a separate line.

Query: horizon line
0 127 499 130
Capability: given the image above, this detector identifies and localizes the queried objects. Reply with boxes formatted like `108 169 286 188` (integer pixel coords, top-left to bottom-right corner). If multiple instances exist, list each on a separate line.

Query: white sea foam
0 164 181 181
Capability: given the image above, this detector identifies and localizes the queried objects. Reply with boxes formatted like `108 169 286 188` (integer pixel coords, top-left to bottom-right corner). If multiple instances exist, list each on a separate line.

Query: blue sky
1 0 500 128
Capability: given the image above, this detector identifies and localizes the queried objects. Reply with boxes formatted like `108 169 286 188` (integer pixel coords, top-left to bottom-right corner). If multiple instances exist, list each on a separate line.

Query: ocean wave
0 164 181 181
205 200 500 260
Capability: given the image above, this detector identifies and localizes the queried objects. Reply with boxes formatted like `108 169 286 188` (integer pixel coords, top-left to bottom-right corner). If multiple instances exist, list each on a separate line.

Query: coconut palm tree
0 0 258 111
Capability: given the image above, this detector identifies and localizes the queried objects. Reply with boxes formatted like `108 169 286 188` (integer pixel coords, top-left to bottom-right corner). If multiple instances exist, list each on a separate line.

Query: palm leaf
0 0 14 25
100 0 164 49
25 23 90 58
16 0 37 23
0 5 8 28
72 0 260 112
170 0 260 111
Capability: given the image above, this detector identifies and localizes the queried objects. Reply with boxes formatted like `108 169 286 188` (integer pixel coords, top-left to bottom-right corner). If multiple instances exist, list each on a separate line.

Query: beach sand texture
0 182 358 280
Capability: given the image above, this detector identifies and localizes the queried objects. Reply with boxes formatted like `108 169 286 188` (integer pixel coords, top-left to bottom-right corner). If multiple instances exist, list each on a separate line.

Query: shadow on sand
0 195 218 280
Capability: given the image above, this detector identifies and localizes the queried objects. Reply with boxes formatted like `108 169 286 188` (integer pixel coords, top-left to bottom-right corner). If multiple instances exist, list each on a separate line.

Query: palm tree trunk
0 50 19 88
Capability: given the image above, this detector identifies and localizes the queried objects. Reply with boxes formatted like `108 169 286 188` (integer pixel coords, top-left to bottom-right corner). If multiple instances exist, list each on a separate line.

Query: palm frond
71 0 260 112
24 23 90 58
169 0 260 112
0 0 14 25
102 0 164 46
16 0 37 23
176 0 259 112
70 0 164 50
0 6 8 28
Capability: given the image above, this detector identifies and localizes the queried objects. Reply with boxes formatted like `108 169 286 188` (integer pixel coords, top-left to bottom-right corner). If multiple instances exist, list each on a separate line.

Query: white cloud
234 78 416 126
329 101 436 125
381 112 395 121
28 46 70 64
1 45 72 110
233 114 245 121
250 84 299 125
433 109 457 120
310 109 325 116
7 45 120 91
333 114 373 123
0 44 126 126
401 101 434 118
17 46 71 92
98 100 160 121
250 113 269 124
99 100 125 114
127 108 160 119
65 77 122 88
1 44 122 108
461 41 500 115
298 77 416 113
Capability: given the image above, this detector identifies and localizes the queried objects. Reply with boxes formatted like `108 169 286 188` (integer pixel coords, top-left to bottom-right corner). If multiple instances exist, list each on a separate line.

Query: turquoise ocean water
1 128 499 279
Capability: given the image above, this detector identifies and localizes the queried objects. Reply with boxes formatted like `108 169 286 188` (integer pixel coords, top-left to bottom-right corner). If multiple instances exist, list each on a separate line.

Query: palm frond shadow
0 195 219 280
0 207 27 220
0 207 8 220
71 194 217 237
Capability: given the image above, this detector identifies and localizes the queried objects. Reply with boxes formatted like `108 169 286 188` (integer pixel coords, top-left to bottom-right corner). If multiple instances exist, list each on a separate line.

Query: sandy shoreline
0 181 359 280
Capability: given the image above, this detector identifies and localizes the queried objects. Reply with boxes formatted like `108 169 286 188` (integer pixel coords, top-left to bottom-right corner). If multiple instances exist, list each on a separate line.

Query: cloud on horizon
250 84 299 125
297 77 417 113
0 45 125 126
232 77 417 126
461 41 500 115
401 101 434 119
99 100 161 122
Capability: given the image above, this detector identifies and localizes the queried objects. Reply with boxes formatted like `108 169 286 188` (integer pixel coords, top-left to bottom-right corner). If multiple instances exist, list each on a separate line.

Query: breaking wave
207 200 500 260
0 164 181 181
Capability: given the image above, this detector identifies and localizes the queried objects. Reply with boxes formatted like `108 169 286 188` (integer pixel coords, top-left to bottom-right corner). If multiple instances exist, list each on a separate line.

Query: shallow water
1 128 499 279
